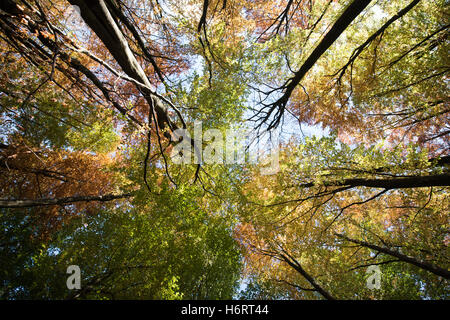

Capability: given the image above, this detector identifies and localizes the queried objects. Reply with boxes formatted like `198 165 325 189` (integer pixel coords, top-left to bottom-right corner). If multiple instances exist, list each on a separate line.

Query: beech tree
0 0 448 299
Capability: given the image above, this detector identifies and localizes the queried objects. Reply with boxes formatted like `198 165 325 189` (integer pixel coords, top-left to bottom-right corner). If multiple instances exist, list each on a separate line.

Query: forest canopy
0 0 449 299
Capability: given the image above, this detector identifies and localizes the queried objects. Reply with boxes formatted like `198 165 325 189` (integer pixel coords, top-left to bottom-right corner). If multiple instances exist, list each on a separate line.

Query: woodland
0 0 449 300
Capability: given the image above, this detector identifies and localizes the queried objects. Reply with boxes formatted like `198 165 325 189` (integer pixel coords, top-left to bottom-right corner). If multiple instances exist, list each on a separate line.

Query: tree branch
0 193 133 208
335 233 450 279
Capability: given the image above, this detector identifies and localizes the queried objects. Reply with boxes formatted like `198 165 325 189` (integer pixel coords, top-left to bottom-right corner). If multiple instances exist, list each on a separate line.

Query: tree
0 0 448 300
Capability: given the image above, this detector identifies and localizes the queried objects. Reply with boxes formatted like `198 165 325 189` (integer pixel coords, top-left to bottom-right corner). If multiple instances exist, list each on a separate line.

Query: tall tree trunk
264 0 372 128
280 253 337 300
68 0 175 133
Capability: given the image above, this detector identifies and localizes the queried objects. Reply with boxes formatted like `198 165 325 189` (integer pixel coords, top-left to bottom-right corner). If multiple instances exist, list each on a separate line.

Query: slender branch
333 0 422 82
335 233 450 279
0 193 133 208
